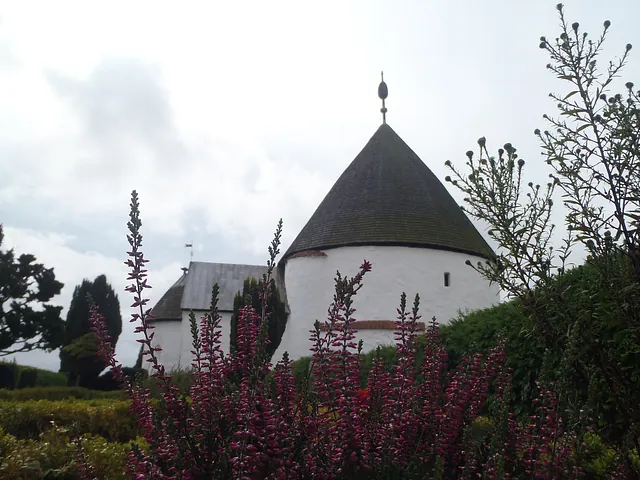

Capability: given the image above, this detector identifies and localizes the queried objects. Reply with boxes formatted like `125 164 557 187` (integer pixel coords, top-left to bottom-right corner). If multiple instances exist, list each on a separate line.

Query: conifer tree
59 274 122 386
230 277 287 361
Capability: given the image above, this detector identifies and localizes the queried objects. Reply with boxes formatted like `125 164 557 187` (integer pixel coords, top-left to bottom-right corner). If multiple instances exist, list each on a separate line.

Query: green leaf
564 90 579 101
561 109 588 116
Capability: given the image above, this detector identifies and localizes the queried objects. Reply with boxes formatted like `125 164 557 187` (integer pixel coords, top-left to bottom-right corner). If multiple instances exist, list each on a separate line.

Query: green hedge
0 386 126 402
282 302 539 416
291 356 312 391
0 362 18 389
0 425 142 480
34 369 67 388
17 368 38 389
0 361 68 390
0 406 628 479
0 399 137 443
142 366 192 399
438 301 542 416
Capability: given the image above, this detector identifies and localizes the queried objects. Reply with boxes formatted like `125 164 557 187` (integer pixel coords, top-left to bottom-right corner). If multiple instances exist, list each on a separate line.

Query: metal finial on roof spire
378 71 388 124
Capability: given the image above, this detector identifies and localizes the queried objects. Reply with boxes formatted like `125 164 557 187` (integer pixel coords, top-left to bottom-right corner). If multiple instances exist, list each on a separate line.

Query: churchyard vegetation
0 225 65 357
230 276 288 362
0 4 638 478
76 193 547 477
60 275 123 387
0 360 67 390
444 2 640 475
74 180 635 478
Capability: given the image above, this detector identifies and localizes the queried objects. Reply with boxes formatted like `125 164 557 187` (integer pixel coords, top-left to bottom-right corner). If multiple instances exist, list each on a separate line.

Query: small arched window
444 272 451 287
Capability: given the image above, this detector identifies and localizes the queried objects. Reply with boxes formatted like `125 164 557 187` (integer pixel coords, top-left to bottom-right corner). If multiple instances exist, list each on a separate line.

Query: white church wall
274 245 501 361
146 320 182 373
350 329 398 357
147 310 233 373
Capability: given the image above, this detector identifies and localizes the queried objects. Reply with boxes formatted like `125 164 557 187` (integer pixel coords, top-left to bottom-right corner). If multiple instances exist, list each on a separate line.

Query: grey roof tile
150 273 187 321
181 261 269 312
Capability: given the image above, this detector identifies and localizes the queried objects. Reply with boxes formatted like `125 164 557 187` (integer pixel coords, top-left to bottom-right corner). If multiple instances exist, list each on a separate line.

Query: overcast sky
1 0 638 371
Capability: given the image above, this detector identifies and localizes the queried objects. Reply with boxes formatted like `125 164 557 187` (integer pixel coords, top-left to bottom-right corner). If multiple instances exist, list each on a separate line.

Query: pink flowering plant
70 190 635 479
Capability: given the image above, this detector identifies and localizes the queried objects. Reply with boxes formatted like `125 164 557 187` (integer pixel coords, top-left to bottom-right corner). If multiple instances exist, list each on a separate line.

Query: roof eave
282 241 496 264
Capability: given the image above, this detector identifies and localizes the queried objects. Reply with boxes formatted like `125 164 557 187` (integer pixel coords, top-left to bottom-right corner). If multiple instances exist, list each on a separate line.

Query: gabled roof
150 273 188 321
181 261 268 312
282 123 494 261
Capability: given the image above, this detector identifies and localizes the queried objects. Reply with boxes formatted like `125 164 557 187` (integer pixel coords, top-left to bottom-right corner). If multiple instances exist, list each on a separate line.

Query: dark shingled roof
282 123 494 260
150 273 187 321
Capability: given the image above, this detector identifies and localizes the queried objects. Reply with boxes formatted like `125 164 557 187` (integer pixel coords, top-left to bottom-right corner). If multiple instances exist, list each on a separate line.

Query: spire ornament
378 71 388 124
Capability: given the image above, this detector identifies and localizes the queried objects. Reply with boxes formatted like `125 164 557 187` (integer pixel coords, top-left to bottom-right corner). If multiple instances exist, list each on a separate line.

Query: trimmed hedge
0 399 137 443
34 369 67 388
0 425 143 479
0 406 627 479
17 368 38 389
0 386 126 402
89 367 148 391
0 361 68 390
0 362 18 389
438 301 542 416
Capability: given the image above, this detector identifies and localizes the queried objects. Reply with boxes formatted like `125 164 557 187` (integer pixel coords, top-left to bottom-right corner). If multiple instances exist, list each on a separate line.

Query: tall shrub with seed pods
444 4 640 476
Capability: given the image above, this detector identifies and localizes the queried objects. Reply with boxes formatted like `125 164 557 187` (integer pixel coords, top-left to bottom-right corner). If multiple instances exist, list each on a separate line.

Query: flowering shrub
72 190 633 479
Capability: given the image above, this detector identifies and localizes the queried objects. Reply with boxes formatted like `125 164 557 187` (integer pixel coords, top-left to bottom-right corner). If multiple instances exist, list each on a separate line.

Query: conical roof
282 123 494 261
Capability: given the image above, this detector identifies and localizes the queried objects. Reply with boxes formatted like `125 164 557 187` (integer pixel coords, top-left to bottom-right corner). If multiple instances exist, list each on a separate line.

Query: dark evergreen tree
134 345 144 369
0 361 18 389
59 274 122 386
17 367 37 389
230 277 287 361
0 224 65 357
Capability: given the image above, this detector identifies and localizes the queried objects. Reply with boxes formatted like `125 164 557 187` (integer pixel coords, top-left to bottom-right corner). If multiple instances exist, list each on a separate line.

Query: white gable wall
147 310 233 373
145 320 182 373
273 245 501 362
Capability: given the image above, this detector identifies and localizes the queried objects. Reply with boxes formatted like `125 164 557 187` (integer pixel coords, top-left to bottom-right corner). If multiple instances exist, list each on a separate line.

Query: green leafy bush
88 367 148 391
0 361 18 389
430 256 640 425
290 355 312 391
33 369 67 388
0 399 136 442
141 365 192 399
0 425 141 480
230 276 288 361
290 347 401 392
0 386 126 402
17 368 38 389
438 301 543 416
360 343 397 387
0 362 68 390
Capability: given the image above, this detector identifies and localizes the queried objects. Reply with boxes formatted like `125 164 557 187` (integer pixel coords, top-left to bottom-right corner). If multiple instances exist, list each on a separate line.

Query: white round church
147 79 501 371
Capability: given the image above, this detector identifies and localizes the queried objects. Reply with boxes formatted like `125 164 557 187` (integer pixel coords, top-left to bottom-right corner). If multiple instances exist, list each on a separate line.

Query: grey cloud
46 58 188 176
47 58 169 141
